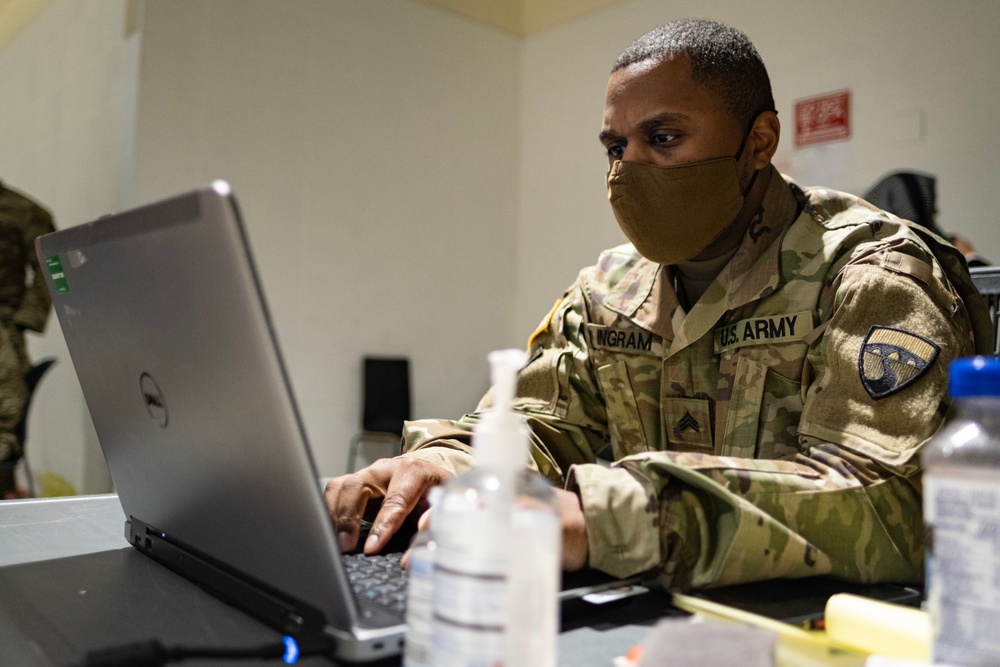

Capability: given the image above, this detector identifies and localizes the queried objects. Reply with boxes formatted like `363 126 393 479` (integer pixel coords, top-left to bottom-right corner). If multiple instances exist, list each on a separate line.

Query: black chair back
346 357 411 472
15 358 57 446
361 357 411 434
970 267 1000 355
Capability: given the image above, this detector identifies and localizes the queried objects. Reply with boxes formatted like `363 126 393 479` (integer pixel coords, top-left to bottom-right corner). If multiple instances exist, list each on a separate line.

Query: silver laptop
36 181 405 663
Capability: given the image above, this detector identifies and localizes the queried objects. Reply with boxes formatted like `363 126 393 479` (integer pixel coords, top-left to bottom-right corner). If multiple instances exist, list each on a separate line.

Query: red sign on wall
794 90 851 147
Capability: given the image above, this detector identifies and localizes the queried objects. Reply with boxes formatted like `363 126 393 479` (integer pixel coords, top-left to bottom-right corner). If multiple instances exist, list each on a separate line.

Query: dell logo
139 373 168 428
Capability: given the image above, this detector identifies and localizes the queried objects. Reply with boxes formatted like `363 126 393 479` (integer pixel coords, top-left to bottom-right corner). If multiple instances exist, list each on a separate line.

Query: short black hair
613 19 776 129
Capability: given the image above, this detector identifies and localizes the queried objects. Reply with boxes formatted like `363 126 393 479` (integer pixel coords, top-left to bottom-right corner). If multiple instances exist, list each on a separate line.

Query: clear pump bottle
403 486 441 667
922 356 1000 666
429 349 561 667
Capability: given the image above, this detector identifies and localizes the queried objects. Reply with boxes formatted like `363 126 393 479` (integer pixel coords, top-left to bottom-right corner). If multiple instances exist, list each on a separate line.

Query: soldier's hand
324 457 452 555
555 488 589 571
397 486 589 572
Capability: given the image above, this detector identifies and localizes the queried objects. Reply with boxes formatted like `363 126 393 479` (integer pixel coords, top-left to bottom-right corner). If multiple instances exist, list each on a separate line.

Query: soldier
324 19 993 590
0 182 55 498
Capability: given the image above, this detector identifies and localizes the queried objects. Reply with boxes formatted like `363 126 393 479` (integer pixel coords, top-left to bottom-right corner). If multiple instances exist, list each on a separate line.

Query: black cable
77 634 326 667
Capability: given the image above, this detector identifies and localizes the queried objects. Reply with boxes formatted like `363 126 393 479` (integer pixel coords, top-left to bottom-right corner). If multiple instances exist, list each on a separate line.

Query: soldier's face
599 55 745 171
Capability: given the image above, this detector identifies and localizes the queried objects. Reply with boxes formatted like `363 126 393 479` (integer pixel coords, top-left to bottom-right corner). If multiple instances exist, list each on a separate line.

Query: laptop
36 182 405 663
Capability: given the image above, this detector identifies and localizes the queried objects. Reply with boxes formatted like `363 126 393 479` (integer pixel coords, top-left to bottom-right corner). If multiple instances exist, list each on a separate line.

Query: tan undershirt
672 245 739 309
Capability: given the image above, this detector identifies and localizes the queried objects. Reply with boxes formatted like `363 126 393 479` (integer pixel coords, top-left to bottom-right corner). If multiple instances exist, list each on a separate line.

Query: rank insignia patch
859 326 940 400
678 411 700 433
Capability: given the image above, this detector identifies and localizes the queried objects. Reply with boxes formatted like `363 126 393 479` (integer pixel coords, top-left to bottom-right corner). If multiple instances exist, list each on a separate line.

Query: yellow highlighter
823 593 931 663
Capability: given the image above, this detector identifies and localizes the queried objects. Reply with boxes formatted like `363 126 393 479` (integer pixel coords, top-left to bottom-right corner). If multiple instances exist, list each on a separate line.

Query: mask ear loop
740 168 760 199
733 111 771 197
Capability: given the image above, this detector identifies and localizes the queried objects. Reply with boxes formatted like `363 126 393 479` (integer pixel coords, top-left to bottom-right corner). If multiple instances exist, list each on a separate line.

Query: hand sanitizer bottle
404 486 441 667
429 349 560 667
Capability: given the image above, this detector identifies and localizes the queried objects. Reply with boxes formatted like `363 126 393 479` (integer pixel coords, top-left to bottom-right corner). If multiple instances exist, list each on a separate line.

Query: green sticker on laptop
45 255 69 293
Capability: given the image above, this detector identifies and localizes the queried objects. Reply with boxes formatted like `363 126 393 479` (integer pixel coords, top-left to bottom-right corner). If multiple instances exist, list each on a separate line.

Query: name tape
587 325 662 356
714 310 813 353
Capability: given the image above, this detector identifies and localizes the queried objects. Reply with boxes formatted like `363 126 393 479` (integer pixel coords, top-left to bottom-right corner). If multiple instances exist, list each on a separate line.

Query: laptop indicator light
282 636 299 664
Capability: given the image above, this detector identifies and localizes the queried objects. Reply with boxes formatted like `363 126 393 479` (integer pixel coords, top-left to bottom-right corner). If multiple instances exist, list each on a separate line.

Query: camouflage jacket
402 168 992 591
0 182 55 333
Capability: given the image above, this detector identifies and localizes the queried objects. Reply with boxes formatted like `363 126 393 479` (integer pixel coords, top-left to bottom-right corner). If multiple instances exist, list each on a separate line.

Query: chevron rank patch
859 326 940 400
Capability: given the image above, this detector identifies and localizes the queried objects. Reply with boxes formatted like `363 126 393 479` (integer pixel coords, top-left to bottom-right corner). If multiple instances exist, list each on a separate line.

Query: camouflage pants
0 323 28 494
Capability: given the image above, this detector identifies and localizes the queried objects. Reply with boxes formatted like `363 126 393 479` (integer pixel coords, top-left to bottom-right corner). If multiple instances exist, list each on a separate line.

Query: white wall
3 0 998 492
0 0 138 494
513 0 1000 336
133 0 522 477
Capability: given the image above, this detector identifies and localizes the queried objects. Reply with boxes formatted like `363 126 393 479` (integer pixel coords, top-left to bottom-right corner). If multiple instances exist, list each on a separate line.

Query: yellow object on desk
824 594 930 662
673 591 932 666
672 593 867 667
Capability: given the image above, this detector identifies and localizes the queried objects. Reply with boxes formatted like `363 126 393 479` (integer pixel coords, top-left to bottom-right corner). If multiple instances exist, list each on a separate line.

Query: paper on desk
825 594 930 662
673 593 867 667
635 618 776 667
865 656 962 667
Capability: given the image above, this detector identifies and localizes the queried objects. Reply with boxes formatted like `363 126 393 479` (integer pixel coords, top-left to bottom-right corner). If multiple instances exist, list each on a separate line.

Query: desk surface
0 494 125 567
0 494 659 667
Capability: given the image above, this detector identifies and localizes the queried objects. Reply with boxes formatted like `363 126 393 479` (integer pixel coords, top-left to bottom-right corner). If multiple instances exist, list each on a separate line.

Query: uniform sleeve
12 204 55 333
402 276 610 483
568 245 979 591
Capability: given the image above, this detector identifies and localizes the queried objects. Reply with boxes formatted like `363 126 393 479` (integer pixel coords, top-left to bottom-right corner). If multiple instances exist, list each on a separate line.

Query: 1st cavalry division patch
859 326 940 399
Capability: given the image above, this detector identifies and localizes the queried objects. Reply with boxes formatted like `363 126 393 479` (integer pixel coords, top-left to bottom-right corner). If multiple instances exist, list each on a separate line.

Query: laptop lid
36 181 404 662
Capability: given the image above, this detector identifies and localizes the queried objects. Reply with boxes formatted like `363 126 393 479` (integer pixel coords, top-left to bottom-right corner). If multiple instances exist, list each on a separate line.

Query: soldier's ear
748 111 780 171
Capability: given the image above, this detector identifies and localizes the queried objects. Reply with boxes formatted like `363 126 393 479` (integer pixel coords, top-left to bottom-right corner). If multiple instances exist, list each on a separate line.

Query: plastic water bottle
403 487 441 667
922 356 1000 666
429 349 561 667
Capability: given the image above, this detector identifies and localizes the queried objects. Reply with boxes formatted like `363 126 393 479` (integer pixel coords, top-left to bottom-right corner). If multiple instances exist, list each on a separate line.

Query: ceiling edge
0 0 53 54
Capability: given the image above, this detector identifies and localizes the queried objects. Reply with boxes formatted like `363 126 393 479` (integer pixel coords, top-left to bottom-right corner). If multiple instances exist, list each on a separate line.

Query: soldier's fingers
416 507 433 532
364 459 449 555
324 472 381 552
364 482 420 555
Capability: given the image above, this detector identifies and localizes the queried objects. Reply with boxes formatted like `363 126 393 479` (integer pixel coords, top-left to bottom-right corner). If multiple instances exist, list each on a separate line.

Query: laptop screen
37 182 404 660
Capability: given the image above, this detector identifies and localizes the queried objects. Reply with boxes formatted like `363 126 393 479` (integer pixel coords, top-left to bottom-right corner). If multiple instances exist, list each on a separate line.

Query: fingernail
365 533 380 553
337 531 353 552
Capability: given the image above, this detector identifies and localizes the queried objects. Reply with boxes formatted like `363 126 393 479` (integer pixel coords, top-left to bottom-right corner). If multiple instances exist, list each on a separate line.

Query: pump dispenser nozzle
473 349 529 473
488 349 524 411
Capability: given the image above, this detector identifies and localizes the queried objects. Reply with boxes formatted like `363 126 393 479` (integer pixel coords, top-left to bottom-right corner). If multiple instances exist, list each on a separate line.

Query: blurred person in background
864 171 990 267
0 181 55 499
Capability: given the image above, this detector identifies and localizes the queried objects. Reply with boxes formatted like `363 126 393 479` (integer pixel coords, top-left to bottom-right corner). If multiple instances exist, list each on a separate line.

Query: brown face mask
606 155 751 265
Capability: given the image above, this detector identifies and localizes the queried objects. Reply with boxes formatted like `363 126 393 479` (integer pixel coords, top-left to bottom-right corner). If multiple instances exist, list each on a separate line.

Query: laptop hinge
125 517 330 647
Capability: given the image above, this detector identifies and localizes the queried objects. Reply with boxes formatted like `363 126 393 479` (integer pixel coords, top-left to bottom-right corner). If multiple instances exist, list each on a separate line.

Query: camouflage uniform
401 168 993 591
0 182 55 491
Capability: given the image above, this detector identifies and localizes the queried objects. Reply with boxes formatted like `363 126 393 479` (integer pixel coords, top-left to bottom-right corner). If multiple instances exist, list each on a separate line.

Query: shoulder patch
527 298 562 349
858 326 940 400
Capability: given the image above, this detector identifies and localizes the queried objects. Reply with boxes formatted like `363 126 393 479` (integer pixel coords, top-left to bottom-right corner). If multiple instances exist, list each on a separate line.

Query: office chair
0 357 56 497
346 357 411 473
970 266 1000 355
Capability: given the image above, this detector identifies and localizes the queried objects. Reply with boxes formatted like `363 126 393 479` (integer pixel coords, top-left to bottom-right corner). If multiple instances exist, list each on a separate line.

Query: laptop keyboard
342 551 408 616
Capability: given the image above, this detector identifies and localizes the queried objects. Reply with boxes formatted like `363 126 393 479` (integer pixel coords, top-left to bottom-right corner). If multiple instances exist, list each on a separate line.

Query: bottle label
430 616 506 667
506 510 560 667
925 470 1000 665
404 545 435 667
431 514 509 667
